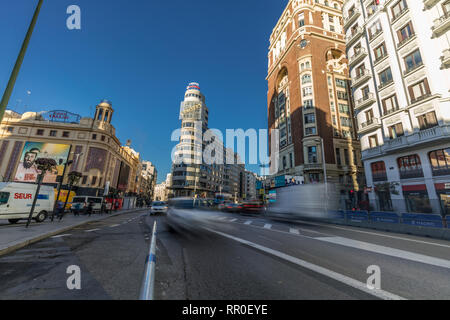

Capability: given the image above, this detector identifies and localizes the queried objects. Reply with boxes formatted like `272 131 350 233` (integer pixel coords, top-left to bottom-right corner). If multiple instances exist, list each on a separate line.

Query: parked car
0 182 54 224
71 196 103 214
150 201 168 215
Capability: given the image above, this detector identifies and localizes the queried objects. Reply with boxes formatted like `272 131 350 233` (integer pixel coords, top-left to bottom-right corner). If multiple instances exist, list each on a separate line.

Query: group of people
54 200 121 220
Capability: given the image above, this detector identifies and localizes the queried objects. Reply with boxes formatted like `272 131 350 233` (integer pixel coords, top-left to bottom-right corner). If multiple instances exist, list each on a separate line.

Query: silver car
150 201 168 215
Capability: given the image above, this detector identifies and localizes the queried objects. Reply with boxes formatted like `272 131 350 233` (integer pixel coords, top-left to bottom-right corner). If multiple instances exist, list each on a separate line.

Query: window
299 12 305 27
335 79 346 88
305 127 316 135
404 50 422 73
36 129 44 136
353 150 358 166
336 148 341 165
397 154 424 179
337 91 348 100
339 103 350 114
340 116 352 127
371 161 387 182
289 153 293 168
91 176 97 186
92 134 97 140
309 173 320 183
6 127 13 133
374 43 387 62
344 149 350 165
379 67 393 86
62 131 70 138
302 87 313 97
392 0 408 20
417 111 438 130
0 192 10 205
49 130 57 137
388 122 404 139
304 113 315 124
283 156 287 169
302 74 312 84
368 20 382 39
382 95 399 114
304 99 314 108
308 146 317 163
369 134 379 148
409 79 431 103
355 64 366 77
101 135 106 141
429 148 450 176
82 176 88 184
365 109 374 123
397 22 414 45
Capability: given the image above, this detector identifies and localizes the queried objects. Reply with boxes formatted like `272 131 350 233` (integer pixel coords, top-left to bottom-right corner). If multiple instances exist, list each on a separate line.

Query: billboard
14 142 71 184
117 162 130 191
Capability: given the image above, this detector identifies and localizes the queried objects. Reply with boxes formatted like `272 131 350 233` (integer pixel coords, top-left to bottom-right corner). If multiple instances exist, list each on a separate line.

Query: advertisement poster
14 142 71 184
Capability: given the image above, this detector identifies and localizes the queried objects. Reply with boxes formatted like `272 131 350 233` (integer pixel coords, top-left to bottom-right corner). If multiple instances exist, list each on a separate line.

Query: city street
1 209 449 300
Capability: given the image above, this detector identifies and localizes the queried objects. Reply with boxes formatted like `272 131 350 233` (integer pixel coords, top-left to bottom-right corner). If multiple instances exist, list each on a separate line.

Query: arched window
302 74 312 84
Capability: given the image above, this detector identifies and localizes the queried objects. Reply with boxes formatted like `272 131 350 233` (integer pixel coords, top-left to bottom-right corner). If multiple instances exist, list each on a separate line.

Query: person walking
106 201 112 214
87 201 94 217
56 200 64 221
114 201 120 211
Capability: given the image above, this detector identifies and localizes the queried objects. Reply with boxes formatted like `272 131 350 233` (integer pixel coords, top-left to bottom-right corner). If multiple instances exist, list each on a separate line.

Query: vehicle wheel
34 211 47 223
8 219 20 224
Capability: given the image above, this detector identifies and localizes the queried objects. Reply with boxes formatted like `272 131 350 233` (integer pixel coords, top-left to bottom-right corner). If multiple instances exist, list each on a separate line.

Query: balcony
383 106 401 116
388 125 450 153
372 172 388 182
432 12 450 37
351 68 371 88
441 49 450 69
397 34 416 49
303 163 324 171
346 27 364 46
423 0 440 9
349 48 367 67
378 79 394 91
344 9 360 29
369 28 383 43
355 92 376 110
358 118 381 134
399 169 424 180
403 62 424 77
411 93 432 105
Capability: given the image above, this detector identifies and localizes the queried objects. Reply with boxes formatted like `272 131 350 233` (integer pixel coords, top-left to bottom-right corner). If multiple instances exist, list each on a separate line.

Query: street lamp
59 171 82 221
0 0 44 123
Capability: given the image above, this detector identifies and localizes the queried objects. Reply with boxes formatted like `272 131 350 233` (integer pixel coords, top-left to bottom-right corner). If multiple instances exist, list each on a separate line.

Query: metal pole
26 174 43 228
140 221 157 300
0 0 43 123
52 146 72 221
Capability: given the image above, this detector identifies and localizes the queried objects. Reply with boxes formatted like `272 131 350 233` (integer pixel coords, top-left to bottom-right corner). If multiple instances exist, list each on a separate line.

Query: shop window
429 148 450 176
404 191 432 213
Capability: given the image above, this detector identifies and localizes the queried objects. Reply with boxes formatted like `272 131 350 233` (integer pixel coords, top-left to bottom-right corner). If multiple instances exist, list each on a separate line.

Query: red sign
14 193 32 200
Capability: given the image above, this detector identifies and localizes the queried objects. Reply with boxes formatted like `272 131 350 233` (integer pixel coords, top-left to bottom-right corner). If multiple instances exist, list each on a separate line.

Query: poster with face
14 142 71 183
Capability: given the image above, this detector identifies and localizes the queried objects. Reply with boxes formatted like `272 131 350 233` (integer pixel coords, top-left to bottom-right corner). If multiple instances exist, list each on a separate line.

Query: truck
0 182 55 224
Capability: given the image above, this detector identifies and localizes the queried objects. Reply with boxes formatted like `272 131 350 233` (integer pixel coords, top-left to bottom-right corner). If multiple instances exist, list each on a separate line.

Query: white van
0 182 55 224
71 196 103 213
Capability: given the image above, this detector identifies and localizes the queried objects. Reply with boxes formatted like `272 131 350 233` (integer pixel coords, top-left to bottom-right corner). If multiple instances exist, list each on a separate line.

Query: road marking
51 234 71 238
244 220 252 225
230 219 237 222
289 228 300 235
292 219 450 249
315 236 450 270
263 224 272 229
85 228 100 233
204 227 405 300
218 217 227 220
109 224 120 228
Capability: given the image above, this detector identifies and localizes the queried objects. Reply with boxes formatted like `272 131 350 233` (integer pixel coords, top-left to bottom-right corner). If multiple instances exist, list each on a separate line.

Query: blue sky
0 0 288 183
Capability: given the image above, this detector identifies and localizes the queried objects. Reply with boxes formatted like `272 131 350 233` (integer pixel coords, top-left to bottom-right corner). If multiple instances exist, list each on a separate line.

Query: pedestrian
106 201 112 214
87 201 94 217
101 201 106 215
56 200 64 220
114 201 120 211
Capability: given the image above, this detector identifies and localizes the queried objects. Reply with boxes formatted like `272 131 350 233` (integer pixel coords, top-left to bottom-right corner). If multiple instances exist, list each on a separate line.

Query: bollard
140 221 157 300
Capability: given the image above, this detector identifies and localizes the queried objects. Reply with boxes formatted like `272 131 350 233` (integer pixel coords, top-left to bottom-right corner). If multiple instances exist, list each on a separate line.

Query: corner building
267 0 364 203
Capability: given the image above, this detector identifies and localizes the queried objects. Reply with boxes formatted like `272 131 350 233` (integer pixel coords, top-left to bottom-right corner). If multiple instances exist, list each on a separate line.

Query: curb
0 208 149 257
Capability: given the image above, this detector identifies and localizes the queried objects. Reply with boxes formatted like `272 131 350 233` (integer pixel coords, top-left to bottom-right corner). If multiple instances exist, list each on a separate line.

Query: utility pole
0 0 43 123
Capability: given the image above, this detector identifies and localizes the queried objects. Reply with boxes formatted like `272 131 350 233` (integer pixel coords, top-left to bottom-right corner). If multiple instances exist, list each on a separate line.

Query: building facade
267 0 364 206
343 0 450 215
170 83 245 199
0 101 143 198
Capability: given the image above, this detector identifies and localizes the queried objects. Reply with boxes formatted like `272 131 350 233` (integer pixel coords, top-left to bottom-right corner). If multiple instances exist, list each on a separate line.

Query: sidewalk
0 207 149 257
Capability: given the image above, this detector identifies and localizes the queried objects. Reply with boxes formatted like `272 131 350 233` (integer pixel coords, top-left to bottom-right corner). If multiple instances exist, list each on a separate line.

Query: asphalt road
0 208 449 300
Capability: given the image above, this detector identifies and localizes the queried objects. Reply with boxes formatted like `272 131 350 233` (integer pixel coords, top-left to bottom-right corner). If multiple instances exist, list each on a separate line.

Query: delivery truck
0 182 54 224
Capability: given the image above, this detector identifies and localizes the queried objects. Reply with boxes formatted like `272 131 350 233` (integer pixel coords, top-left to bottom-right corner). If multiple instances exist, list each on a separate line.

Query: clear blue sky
0 0 288 183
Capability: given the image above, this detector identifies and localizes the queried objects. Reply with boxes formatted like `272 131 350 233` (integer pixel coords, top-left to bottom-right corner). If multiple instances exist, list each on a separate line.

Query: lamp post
0 0 43 123
52 151 74 221
60 171 82 221
26 158 56 228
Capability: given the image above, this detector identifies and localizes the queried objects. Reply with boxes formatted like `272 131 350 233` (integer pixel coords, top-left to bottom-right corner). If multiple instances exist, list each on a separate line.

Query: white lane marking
316 236 450 270
85 228 100 233
204 227 405 300
289 228 300 235
263 224 272 229
230 218 238 222
244 220 252 225
293 220 450 249
218 217 227 220
109 224 120 228
51 234 71 238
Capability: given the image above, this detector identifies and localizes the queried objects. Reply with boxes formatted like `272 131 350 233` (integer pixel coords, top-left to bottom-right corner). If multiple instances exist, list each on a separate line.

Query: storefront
435 183 450 216
402 184 432 214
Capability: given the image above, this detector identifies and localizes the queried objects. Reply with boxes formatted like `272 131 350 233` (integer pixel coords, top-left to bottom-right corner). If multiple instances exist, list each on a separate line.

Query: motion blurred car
218 201 232 211
241 200 266 214
223 203 243 213
150 201 168 215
